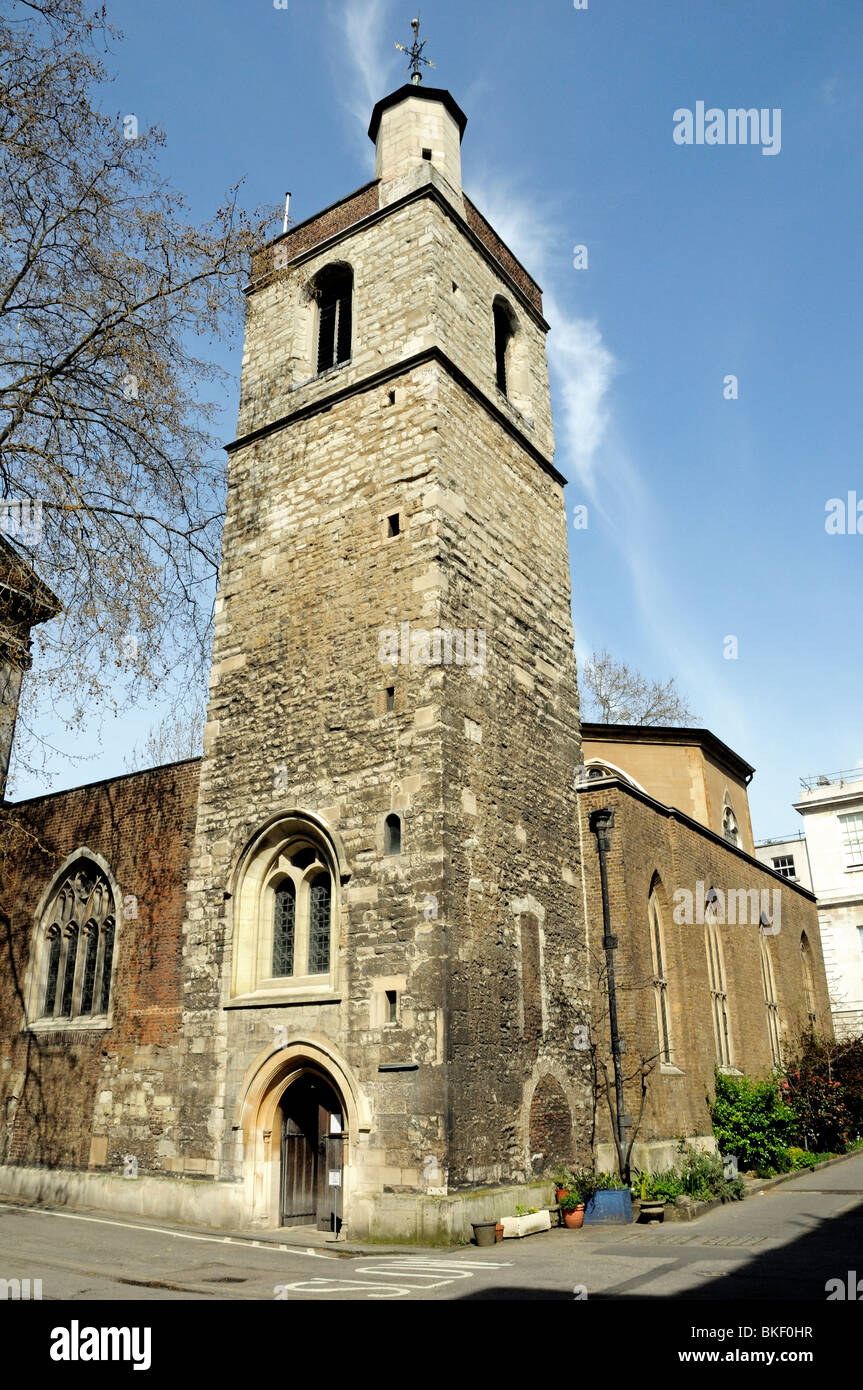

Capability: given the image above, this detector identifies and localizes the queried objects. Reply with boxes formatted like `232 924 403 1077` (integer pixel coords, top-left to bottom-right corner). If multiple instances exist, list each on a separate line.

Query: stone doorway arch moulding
234 1034 371 1228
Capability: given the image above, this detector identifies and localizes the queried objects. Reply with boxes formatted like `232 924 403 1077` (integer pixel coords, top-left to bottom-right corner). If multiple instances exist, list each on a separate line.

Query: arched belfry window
493 298 516 396
28 856 119 1028
314 264 353 374
231 815 344 1002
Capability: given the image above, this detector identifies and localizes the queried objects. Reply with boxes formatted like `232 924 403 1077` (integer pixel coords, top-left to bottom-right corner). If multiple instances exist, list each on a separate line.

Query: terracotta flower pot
555 1187 570 1204
494 1223 504 1243
563 1204 585 1229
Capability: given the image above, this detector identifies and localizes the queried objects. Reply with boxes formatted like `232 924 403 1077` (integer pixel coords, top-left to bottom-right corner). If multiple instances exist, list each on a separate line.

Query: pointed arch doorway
279 1070 345 1232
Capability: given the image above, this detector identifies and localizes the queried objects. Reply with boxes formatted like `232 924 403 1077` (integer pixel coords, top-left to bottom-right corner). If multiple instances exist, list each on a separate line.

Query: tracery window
32 860 117 1026
723 804 741 847
230 816 342 1003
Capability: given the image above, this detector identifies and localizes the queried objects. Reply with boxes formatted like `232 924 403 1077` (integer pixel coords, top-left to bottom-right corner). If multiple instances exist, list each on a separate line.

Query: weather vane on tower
395 15 435 86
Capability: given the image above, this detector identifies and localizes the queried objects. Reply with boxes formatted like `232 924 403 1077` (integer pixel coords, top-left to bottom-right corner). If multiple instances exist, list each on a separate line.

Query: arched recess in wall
527 1072 573 1174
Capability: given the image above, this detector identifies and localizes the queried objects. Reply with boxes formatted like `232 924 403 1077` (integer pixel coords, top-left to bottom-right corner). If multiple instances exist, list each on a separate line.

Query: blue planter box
583 1189 633 1225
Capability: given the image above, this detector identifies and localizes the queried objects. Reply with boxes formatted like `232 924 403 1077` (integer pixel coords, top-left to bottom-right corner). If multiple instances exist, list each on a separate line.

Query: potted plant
552 1164 573 1204
635 1170 665 1223
559 1191 586 1229
582 1173 633 1226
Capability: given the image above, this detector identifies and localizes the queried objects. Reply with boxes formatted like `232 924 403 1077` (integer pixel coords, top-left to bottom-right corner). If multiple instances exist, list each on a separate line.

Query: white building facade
757 770 863 1038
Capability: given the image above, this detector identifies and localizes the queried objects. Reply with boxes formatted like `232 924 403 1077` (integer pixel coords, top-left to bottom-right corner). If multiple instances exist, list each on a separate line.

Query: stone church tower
180 81 590 1238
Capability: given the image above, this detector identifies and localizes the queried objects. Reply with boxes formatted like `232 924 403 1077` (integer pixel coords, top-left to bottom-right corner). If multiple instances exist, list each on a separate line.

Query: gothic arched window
759 931 782 1067
29 857 119 1028
231 815 343 1003
648 879 672 1065
801 931 818 1026
705 892 734 1068
314 264 353 374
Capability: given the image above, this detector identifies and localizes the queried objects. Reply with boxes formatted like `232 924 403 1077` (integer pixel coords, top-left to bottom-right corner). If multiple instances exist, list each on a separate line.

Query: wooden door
280 1115 317 1227
317 1104 344 1233
280 1075 345 1230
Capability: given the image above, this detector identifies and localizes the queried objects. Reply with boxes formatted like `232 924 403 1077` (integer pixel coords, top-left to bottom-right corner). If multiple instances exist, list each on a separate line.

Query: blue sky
15 0 863 840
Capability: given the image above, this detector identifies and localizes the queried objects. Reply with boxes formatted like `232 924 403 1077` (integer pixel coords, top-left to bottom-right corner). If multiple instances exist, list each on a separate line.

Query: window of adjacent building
315 264 353 374
838 812 863 869
722 804 741 848
32 860 117 1026
858 925 863 960
648 882 672 1065
759 931 783 1068
801 931 818 1026
771 854 796 879
705 899 733 1068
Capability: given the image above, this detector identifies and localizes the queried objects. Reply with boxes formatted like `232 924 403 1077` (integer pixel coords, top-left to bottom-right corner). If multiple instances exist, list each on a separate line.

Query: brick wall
578 780 832 1158
0 760 198 1173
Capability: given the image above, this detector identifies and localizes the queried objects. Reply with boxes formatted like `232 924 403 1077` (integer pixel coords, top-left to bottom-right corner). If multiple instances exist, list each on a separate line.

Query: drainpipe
589 807 629 1180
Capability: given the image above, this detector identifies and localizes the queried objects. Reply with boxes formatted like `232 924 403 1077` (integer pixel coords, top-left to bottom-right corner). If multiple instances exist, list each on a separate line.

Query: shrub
782 1064 851 1153
645 1169 685 1202
709 1070 795 1172
789 1033 863 1140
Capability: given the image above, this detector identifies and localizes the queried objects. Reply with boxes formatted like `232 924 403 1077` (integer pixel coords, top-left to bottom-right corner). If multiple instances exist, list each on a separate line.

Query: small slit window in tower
384 814 401 857
386 686 395 712
388 389 397 405
315 265 353 374
385 989 398 1023
422 148 433 161
386 513 401 538
493 300 515 396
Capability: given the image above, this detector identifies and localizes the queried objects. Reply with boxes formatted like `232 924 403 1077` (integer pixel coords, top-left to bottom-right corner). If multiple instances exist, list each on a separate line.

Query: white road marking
0 1202 331 1259
276 1256 513 1299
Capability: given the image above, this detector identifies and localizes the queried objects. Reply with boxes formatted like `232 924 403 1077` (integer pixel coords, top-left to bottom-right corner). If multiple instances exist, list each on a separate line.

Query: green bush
709 1070 795 1172
789 1033 863 1141
644 1169 685 1202
677 1142 745 1201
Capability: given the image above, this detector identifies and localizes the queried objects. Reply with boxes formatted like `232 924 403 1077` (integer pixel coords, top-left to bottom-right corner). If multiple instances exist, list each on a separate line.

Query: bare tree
0 0 275 785
580 648 696 726
589 948 660 1182
122 699 206 773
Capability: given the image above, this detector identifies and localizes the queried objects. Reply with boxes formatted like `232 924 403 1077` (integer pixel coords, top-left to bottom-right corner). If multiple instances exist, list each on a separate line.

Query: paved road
1 1154 862 1301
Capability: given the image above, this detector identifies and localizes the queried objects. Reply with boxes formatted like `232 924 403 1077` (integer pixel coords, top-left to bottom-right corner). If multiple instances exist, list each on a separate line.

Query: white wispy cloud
465 177 616 498
329 0 400 161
